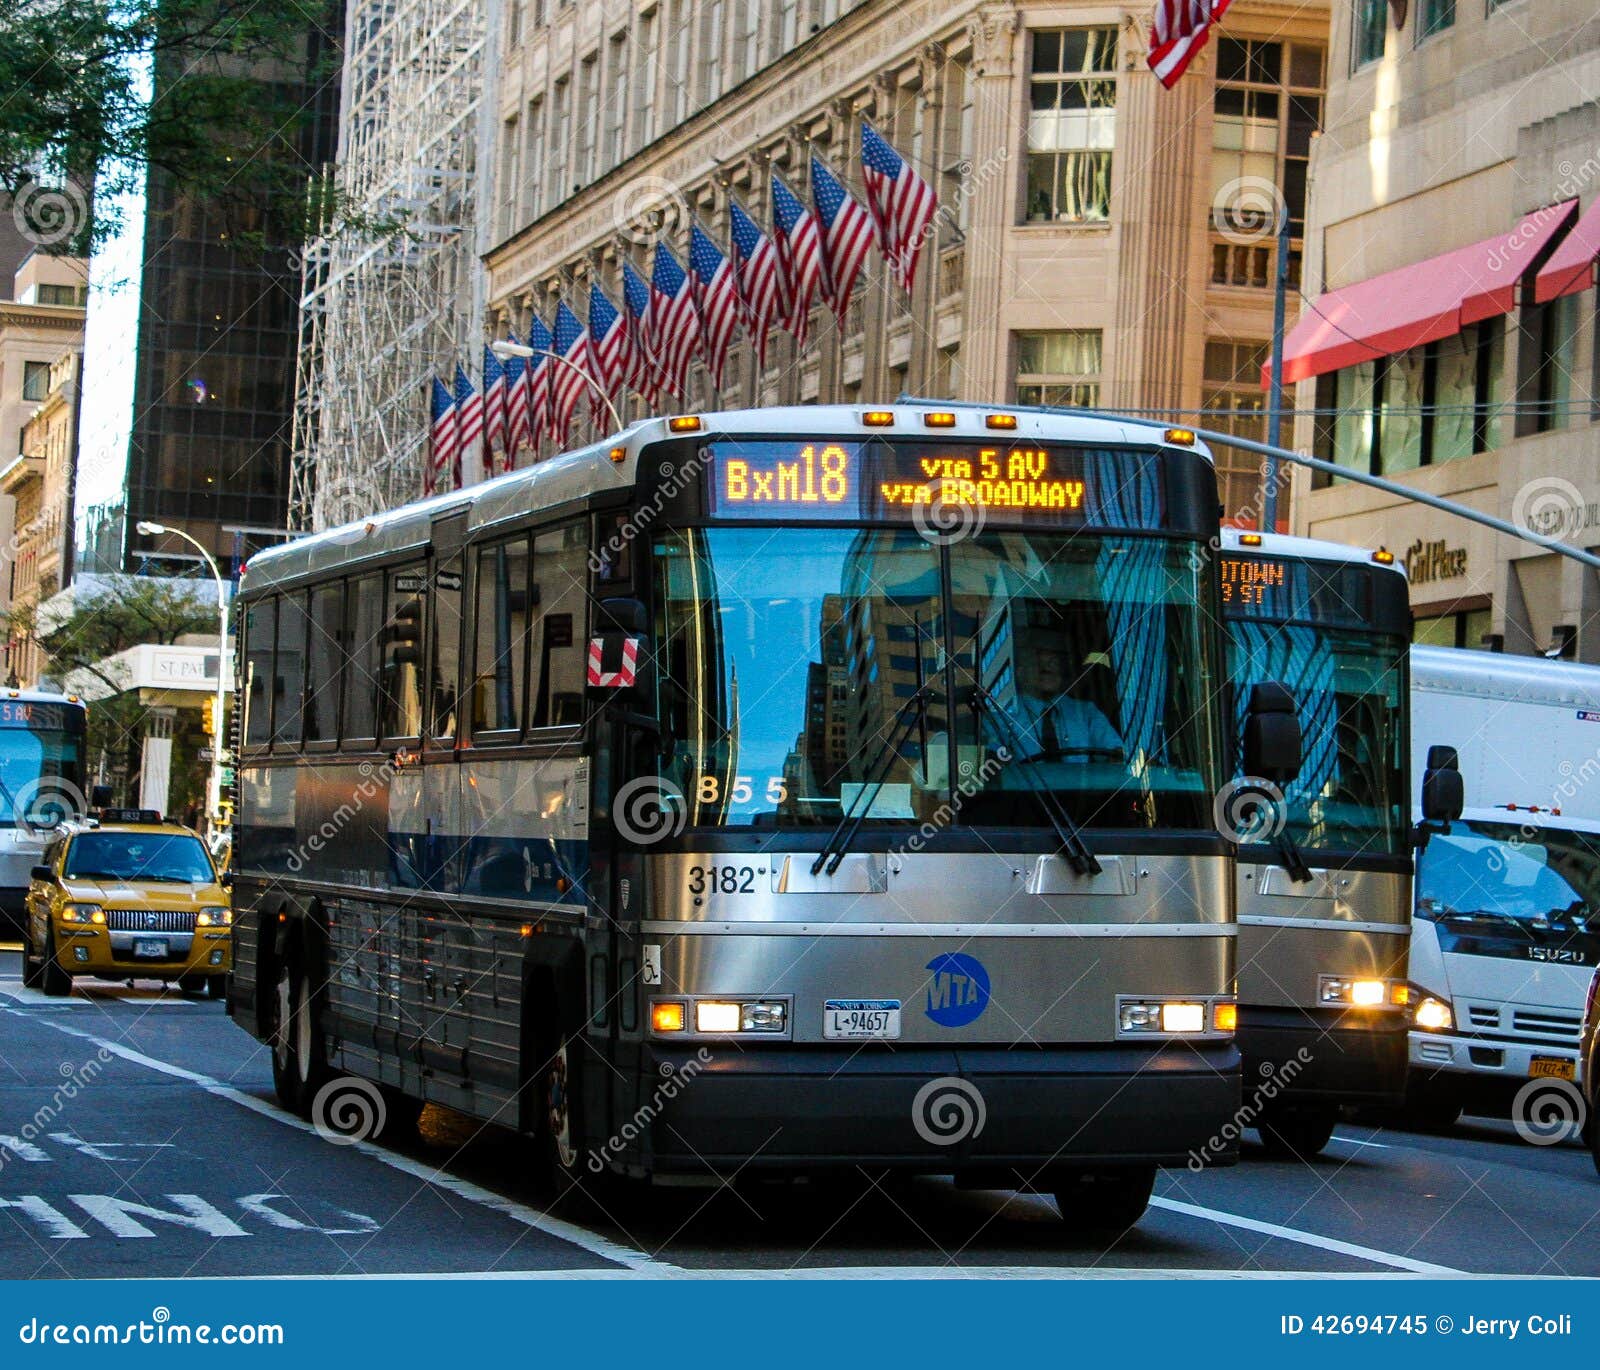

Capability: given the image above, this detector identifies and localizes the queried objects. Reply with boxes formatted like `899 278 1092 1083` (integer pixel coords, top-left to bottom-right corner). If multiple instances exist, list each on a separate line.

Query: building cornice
0 302 86 332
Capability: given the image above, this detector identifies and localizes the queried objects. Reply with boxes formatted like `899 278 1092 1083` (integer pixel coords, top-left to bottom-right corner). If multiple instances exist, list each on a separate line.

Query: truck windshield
65 832 215 884
653 527 1224 831
1417 821 1600 945
1226 623 1408 855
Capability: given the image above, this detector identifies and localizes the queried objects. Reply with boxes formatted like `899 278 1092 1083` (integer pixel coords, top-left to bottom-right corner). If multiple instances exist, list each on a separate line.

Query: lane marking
1328 1135 1392 1150
1150 1197 1460 1274
179 1265 1464 1281
2 1000 674 1274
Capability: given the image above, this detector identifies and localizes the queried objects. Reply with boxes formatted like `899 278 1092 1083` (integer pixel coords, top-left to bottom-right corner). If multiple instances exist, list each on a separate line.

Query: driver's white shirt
1012 691 1122 759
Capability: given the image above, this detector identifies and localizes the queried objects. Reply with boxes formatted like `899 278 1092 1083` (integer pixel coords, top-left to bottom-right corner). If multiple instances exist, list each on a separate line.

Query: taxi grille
104 909 196 933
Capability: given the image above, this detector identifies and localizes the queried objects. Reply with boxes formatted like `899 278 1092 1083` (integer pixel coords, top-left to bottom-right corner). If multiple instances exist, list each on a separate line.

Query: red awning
1535 196 1600 303
1269 201 1577 387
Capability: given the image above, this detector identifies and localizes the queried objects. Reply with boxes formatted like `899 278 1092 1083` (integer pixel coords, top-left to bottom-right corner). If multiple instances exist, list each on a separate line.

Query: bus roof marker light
608 445 627 463
985 413 1018 430
923 411 957 428
1239 532 1263 547
1164 427 1197 446
862 410 895 427
1373 548 1396 565
667 416 702 433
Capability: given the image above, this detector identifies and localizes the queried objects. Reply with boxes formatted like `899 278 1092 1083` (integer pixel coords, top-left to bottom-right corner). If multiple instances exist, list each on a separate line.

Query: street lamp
136 521 229 828
489 338 627 434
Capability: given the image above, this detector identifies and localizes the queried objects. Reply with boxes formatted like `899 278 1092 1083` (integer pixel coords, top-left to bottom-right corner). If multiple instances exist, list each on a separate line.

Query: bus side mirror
1244 682 1302 782
1421 744 1464 826
30 865 53 882
587 597 650 699
91 784 113 809
219 870 234 889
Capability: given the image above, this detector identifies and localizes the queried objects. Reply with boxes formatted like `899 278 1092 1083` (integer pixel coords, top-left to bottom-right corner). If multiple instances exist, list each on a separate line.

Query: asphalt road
2 947 1596 1280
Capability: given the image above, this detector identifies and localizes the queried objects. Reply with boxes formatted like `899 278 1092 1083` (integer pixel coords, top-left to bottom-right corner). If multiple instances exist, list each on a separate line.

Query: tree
9 576 218 809
0 0 364 255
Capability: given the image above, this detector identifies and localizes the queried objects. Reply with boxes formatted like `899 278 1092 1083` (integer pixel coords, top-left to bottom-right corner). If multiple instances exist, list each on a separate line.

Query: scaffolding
289 0 488 530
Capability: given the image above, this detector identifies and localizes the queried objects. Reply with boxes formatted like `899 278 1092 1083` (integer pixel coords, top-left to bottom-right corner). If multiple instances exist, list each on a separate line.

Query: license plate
824 999 901 1039
133 938 168 960
1529 1057 1577 1081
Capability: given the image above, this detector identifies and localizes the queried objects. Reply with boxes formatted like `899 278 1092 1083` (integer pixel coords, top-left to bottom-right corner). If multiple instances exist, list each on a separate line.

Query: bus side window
304 581 343 743
342 573 382 743
244 597 277 748
472 536 531 735
381 565 425 740
530 524 589 729
274 593 308 747
430 555 464 742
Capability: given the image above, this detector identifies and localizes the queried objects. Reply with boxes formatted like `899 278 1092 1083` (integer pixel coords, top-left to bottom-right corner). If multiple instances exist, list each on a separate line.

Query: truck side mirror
1421 743 1464 826
1244 682 1302 782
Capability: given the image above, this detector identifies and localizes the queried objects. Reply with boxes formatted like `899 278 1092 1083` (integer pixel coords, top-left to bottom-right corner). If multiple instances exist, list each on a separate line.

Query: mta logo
924 953 991 1028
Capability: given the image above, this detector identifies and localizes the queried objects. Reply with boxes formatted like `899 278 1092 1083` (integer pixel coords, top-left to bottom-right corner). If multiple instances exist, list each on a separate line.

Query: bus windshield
1416 820 1600 949
652 526 1223 831
0 727 86 831
1226 622 1408 855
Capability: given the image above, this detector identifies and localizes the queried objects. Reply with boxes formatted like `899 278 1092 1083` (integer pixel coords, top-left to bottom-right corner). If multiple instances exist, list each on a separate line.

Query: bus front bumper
1236 1005 1408 1105
638 1041 1241 1175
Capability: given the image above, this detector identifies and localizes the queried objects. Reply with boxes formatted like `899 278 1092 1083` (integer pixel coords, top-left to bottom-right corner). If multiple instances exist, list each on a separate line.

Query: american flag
1148 0 1233 88
621 259 661 404
650 242 702 401
588 284 633 405
551 300 595 447
428 375 456 495
481 343 508 472
729 199 780 367
810 154 875 324
689 221 740 390
453 363 481 486
861 120 939 292
771 170 822 349
505 329 533 470
525 313 554 447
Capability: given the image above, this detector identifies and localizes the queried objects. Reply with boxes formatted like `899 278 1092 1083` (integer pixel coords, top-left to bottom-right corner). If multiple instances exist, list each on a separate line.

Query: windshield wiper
811 683 932 877
1272 826 1314 884
966 685 1101 877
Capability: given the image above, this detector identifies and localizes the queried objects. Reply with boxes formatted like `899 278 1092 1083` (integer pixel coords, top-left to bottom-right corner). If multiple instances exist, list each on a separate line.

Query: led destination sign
706 440 1161 528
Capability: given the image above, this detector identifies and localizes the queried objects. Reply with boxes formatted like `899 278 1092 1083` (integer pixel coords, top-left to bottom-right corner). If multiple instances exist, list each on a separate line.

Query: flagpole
1262 204 1291 534
490 340 625 433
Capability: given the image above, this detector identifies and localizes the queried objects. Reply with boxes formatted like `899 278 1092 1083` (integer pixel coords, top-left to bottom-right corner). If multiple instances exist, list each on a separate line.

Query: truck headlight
1412 995 1454 1032
196 906 231 927
61 903 103 925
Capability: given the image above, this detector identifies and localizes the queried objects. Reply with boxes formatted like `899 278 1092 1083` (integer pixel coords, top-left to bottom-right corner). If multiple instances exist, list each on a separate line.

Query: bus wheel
206 975 227 1000
40 931 71 998
268 960 304 1114
1256 1105 1338 1159
544 1035 586 1191
291 971 332 1114
177 974 207 997
1053 1166 1156 1231
1588 1107 1599 1179
1402 1079 1461 1132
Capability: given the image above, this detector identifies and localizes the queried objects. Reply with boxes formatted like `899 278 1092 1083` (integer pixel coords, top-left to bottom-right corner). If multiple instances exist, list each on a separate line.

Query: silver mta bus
0 690 89 938
1217 529 1417 1156
229 404 1246 1229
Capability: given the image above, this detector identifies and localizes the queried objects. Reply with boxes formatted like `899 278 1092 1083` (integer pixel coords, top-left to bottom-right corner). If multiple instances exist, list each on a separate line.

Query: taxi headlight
61 903 102 924
196 906 231 927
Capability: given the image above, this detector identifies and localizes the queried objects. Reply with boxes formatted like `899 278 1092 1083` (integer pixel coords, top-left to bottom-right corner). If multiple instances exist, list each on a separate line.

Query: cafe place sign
1404 538 1468 586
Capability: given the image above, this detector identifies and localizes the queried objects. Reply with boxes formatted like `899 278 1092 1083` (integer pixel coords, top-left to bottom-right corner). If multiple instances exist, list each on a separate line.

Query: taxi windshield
64 832 214 884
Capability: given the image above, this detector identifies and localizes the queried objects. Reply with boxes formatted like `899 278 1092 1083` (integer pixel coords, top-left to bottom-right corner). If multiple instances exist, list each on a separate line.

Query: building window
498 114 520 240
1418 0 1455 38
1520 294 1581 435
733 0 760 80
523 96 546 221
36 284 84 306
771 0 799 62
576 53 598 186
669 0 692 124
700 0 725 105
603 32 627 171
507 0 522 48
1314 321 1505 480
1203 340 1272 523
1025 28 1117 224
1015 330 1102 407
1212 38 1323 249
1353 0 1387 68
634 9 659 151
21 361 50 402
548 77 570 206
1413 607 1491 649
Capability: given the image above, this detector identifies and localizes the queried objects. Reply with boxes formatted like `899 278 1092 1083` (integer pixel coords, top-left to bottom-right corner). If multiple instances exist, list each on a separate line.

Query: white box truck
1408 646 1600 1124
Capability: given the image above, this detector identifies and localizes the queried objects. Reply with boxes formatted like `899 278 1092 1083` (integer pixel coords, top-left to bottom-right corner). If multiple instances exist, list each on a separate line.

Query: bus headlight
1118 997 1213 1036
1320 975 1406 1008
197 906 231 927
691 999 788 1034
61 903 103 925
1412 995 1454 1032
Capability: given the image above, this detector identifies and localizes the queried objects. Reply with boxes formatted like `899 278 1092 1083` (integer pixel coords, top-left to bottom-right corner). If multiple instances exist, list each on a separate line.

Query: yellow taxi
21 809 232 998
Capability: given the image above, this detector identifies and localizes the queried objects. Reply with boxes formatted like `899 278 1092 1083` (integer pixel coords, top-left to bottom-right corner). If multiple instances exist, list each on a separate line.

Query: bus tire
40 930 71 998
177 974 207 997
1589 1110 1599 1179
1053 1165 1156 1231
206 975 228 999
544 1031 587 1193
290 964 333 1116
1256 1104 1338 1159
268 957 305 1114
1402 1079 1461 1132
